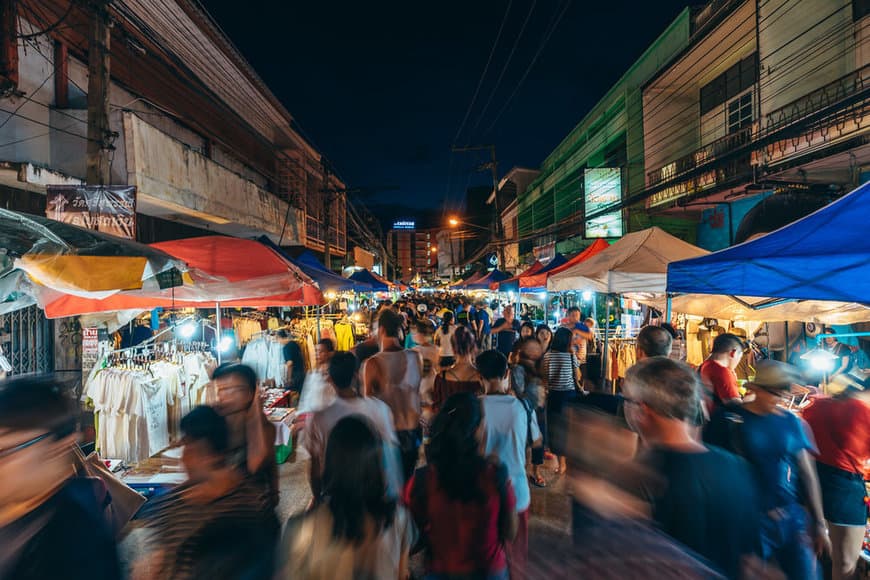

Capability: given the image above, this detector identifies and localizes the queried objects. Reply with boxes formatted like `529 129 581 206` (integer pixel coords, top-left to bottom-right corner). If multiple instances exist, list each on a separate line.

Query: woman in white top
434 311 457 368
411 319 440 432
280 416 417 579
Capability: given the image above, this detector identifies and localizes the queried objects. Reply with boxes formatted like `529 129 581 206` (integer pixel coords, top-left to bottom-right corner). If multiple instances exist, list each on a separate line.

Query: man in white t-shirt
477 349 542 579
306 351 403 500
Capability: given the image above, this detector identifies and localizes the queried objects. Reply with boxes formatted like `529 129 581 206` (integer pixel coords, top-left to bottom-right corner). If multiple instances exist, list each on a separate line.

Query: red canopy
519 239 610 290
44 236 323 318
489 261 544 291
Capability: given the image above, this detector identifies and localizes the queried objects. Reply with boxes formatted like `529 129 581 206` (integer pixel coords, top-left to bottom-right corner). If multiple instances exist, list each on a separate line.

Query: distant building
387 222 436 282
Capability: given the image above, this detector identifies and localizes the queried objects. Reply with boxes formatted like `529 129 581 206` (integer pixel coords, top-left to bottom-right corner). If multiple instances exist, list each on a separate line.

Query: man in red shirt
803 377 870 580
699 333 744 413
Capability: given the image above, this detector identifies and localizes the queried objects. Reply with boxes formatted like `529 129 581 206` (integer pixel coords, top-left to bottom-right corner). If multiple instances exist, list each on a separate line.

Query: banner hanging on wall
46 185 137 239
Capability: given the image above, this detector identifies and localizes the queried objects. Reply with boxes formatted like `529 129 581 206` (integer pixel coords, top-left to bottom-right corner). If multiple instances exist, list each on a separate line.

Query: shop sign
392 220 416 230
82 327 100 375
584 168 623 238
46 185 137 239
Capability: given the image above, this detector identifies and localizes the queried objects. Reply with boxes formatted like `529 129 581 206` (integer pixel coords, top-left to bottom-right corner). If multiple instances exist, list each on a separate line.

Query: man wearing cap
705 360 831 579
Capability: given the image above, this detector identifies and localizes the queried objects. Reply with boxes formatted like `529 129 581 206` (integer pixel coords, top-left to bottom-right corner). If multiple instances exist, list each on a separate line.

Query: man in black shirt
492 304 521 356
623 357 761 579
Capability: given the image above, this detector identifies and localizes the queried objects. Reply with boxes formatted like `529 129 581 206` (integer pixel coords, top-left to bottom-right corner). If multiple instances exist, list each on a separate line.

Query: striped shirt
139 477 279 579
544 351 580 391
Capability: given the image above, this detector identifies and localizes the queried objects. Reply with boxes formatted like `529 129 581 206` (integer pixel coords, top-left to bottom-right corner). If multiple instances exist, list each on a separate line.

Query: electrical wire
469 0 537 137
484 0 571 135
452 0 513 146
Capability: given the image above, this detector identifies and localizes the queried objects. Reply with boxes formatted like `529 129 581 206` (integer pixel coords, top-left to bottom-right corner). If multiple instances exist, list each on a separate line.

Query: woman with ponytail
406 393 517 580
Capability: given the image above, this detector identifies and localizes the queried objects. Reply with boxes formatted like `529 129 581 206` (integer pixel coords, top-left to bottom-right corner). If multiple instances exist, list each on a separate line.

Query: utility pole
451 144 505 270
86 0 112 185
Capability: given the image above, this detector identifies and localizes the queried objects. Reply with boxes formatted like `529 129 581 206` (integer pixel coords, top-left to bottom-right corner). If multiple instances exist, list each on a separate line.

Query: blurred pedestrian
492 305 521 357
699 334 745 413
296 338 337 417
510 337 547 488
281 416 416 579
530 406 725 579
213 363 278 512
435 311 457 368
478 350 542 578
474 300 492 350
135 406 279 579
364 308 424 481
280 329 306 397
543 327 580 475
705 360 831 579
412 319 440 432
802 375 870 580
431 325 482 414
624 357 761 578
308 352 403 499
0 376 120 580
407 393 517 580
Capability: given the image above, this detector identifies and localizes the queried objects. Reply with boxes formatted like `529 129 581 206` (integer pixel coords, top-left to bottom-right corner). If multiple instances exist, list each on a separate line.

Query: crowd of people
0 293 868 579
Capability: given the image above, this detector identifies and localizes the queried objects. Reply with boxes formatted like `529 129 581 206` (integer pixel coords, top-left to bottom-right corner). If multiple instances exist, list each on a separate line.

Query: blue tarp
465 269 509 290
349 268 390 292
257 238 369 292
667 182 870 303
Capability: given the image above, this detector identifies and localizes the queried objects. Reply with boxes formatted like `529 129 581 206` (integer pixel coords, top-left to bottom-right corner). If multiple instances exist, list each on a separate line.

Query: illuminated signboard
393 220 416 230
584 168 623 238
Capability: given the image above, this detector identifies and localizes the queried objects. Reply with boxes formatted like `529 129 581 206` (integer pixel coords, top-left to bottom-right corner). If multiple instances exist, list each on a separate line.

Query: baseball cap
748 360 803 392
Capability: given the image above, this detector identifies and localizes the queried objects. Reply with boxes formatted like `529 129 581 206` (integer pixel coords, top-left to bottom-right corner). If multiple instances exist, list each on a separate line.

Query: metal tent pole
215 302 222 365
603 296 611 393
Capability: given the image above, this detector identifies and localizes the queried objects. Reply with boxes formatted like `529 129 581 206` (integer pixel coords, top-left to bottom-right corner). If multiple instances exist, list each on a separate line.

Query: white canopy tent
547 227 708 293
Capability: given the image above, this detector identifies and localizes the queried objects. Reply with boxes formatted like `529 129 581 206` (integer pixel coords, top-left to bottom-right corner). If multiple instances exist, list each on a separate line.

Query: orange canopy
519 239 610 290
43 236 323 318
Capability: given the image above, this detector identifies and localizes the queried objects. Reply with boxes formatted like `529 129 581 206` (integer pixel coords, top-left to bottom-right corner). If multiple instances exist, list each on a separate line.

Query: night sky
207 1 688 226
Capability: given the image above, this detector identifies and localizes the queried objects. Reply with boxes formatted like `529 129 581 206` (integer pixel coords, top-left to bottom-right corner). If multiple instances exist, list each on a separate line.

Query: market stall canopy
668 182 870 303
465 269 509 290
548 228 707 294
494 260 545 292
450 270 484 288
0 208 186 297
348 269 390 292
258 238 370 292
520 240 609 290
43 236 322 318
633 292 870 325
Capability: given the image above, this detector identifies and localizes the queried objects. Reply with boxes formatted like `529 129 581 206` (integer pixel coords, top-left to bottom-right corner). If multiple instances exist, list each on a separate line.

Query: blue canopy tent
465 269 509 290
349 268 390 292
663 183 870 323
257 238 370 292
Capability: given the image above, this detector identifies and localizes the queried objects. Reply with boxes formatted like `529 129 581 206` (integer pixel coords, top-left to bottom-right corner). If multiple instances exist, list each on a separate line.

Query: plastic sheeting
42 236 323 318
548 228 707 294
667 181 870 303
259 239 370 292
0 208 185 296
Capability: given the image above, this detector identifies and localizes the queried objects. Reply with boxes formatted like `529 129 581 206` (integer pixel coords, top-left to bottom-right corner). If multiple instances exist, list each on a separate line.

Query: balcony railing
646 65 870 190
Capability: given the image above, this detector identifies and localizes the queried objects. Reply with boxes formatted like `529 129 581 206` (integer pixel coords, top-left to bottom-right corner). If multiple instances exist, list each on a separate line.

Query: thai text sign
46 185 137 239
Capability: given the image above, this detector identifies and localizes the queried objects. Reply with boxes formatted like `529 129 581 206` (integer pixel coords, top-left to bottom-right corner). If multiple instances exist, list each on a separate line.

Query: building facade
0 0 346 254
515 8 694 258
0 0 347 374
387 225 436 283
637 0 869 248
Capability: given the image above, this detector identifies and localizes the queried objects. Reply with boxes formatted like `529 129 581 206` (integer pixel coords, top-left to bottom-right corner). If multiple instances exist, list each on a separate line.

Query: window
854 0 870 21
727 92 753 133
700 53 757 115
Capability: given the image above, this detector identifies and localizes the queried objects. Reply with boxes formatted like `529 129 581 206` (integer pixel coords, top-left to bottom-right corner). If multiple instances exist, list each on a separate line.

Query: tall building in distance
386 220 436 282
